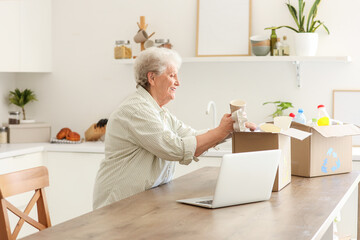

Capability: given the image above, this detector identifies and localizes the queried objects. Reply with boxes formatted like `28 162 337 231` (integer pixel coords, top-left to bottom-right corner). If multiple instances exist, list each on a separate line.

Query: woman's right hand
217 114 234 138
195 114 234 157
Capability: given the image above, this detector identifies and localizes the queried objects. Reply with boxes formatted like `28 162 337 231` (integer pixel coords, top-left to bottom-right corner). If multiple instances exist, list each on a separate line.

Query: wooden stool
0 166 51 240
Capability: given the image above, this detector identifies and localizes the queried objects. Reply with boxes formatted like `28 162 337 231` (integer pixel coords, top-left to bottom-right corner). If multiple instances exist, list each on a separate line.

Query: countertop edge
0 142 105 159
2 143 360 160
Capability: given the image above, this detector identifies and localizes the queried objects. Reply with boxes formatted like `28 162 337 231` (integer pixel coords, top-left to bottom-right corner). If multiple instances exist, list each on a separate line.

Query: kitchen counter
2 141 360 160
0 142 105 159
0 141 227 159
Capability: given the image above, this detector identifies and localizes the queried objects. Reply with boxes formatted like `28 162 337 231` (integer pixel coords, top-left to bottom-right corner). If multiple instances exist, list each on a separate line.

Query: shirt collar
137 86 164 113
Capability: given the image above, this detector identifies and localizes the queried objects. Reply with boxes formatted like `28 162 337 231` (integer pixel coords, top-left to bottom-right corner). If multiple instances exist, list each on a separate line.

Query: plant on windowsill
263 101 294 118
9 88 38 122
265 0 330 56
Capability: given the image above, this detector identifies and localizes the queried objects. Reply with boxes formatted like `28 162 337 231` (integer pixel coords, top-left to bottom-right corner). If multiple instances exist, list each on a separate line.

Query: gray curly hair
134 47 182 89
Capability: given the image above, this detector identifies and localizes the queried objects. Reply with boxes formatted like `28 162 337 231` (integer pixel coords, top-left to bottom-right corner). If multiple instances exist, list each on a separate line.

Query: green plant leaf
298 0 304 30
263 100 294 118
272 25 299 33
307 0 321 32
286 2 300 30
270 0 328 34
322 23 330 34
8 88 37 119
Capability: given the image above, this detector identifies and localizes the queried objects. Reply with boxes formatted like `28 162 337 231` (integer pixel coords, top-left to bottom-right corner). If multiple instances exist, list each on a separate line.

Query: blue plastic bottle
293 108 307 124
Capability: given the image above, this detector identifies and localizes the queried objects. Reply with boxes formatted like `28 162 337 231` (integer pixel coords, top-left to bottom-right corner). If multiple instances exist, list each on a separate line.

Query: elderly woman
93 47 255 209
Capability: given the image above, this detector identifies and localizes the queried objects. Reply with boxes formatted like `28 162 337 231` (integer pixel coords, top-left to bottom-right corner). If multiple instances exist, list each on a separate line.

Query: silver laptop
176 149 281 209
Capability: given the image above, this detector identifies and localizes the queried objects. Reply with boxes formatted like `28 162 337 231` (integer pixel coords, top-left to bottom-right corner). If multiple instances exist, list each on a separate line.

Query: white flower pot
294 32 318 56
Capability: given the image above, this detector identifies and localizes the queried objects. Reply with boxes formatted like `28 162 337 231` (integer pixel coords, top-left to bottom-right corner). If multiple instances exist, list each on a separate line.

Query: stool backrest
0 166 51 240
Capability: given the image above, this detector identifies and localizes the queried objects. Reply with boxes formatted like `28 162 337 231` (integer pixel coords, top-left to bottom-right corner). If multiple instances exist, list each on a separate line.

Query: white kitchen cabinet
0 0 20 72
44 152 103 225
0 152 44 239
0 0 51 72
20 0 51 72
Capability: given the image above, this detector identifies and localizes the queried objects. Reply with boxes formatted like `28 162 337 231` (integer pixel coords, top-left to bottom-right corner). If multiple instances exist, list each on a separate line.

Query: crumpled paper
231 108 248 132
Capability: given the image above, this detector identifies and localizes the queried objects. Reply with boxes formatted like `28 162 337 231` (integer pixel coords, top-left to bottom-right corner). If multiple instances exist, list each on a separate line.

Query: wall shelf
182 56 351 63
117 56 352 88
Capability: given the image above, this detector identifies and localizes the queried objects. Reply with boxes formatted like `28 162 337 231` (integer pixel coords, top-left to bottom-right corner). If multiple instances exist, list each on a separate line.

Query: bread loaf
66 131 80 141
56 128 71 140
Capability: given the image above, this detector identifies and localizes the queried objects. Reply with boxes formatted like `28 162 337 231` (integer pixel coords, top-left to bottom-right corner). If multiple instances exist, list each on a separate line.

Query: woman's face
148 64 179 107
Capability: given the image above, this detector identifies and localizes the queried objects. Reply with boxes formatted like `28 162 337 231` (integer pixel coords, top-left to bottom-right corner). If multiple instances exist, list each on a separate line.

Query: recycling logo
321 148 341 173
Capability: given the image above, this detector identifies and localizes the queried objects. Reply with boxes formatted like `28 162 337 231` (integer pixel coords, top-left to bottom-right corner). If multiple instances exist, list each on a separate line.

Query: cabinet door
20 0 51 72
44 152 104 225
0 1 20 71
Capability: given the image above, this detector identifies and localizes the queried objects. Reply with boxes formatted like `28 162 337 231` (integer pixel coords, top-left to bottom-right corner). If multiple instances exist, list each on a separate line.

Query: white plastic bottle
293 108 306 124
317 105 330 126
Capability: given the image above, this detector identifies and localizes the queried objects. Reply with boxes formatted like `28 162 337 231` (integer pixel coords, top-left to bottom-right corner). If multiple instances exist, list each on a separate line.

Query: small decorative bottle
282 36 290 56
270 29 277 56
274 38 282 56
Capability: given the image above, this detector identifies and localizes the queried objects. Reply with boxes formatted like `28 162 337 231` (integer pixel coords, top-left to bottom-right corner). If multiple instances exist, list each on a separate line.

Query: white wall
7 0 360 136
0 73 16 123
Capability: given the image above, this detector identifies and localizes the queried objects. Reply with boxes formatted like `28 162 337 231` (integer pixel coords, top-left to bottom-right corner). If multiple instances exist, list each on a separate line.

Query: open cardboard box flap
280 128 312 141
260 122 311 141
312 124 360 138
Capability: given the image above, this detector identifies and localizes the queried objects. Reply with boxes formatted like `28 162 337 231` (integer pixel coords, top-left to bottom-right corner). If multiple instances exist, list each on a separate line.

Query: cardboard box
232 128 310 191
291 122 360 177
6 122 51 143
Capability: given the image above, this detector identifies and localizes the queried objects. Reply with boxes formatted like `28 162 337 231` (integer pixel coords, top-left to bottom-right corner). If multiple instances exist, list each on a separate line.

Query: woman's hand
245 122 257 131
217 114 234 137
195 114 234 157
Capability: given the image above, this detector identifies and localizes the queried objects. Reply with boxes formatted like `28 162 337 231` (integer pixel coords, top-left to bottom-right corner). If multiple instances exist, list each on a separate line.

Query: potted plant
263 101 294 118
266 0 329 56
8 88 38 122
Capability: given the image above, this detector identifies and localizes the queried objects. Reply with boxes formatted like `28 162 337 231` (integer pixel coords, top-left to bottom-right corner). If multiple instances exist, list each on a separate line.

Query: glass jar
0 127 8 144
155 39 172 49
9 111 20 124
114 40 132 59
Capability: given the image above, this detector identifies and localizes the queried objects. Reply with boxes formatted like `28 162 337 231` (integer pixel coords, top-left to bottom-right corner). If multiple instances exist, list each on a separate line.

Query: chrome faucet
206 101 217 129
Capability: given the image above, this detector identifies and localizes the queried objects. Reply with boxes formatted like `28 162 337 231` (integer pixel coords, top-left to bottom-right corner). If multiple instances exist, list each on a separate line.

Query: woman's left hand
245 122 257 131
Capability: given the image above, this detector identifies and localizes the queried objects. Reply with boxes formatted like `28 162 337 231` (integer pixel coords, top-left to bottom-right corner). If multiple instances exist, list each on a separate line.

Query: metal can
114 40 132 59
154 39 172 49
0 127 8 144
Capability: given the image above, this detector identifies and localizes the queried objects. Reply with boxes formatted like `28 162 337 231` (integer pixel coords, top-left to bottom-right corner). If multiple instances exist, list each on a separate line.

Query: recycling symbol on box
321 148 341 173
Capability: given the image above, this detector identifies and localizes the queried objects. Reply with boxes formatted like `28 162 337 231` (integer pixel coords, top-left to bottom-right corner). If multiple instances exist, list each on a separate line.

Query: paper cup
230 99 246 113
274 116 292 130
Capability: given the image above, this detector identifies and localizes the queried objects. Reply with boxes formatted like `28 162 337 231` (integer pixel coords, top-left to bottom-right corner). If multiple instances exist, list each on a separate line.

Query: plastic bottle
274 38 282 56
317 105 330 126
307 118 318 127
293 109 306 124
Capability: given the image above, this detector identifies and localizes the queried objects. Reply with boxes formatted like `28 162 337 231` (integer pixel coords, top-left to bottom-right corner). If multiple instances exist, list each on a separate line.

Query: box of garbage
232 118 311 191
291 122 360 177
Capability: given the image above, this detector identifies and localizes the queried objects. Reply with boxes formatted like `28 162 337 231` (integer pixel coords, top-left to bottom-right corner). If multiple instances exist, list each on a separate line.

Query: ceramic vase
294 32 318 56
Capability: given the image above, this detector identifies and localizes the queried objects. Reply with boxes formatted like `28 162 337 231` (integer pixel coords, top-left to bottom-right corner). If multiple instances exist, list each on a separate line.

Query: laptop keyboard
196 200 213 205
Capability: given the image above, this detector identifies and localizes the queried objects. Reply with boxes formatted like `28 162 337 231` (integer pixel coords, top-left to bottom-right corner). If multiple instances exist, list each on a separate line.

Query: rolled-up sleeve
127 108 197 164
181 135 197 165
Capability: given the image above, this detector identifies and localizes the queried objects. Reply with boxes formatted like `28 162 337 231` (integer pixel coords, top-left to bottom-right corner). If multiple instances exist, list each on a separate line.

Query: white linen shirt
93 86 204 209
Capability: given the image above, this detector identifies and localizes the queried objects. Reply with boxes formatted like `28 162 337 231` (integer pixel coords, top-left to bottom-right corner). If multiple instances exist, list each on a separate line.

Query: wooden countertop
22 167 360 240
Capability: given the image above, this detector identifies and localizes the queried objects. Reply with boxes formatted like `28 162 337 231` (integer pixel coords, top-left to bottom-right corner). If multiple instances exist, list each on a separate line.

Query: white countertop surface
0 141 228 159
0 142 105 159
1 141 360 161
